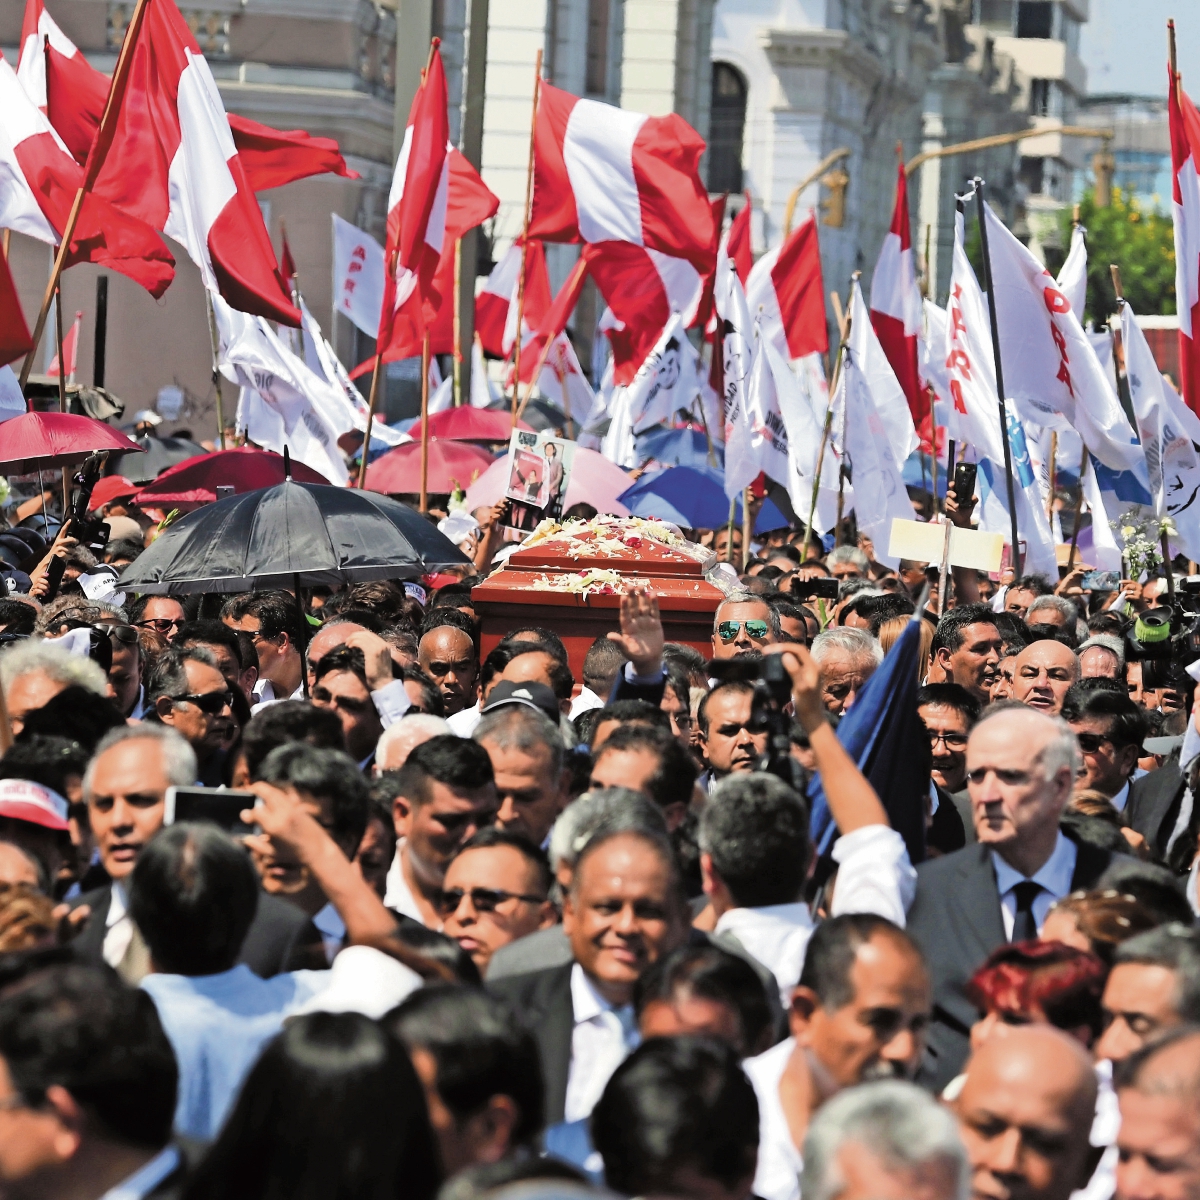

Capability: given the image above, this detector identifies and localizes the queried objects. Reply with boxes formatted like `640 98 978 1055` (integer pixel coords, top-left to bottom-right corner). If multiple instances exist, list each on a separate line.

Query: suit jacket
907 836 1122 1092
609 667 666 708
70 885 323 979
1126 755 1186 859
489 961 575 1127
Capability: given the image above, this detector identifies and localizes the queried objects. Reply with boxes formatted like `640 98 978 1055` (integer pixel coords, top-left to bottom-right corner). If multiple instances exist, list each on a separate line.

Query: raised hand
607 585 665 676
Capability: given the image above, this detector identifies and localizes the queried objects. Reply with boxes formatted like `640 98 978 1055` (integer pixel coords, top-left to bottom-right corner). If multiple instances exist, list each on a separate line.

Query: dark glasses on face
95 623 139 646
1076 733 1113 754
436 886 545 916
717 619 769 642
137 617 184 634
172 690 233 715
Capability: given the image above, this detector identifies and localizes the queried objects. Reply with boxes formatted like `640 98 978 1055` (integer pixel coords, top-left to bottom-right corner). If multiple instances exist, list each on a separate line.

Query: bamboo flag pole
55 286 70 512
1066 443 1089 570
452 238 463 406
972 180 1022 578
19 0 153 390
357 345 385 490
205 292 227 449
741 486 752 570
511 49 543 426
419 332 431 513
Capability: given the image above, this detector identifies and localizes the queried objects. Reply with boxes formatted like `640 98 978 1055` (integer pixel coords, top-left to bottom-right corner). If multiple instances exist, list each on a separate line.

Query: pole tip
283 446 292 480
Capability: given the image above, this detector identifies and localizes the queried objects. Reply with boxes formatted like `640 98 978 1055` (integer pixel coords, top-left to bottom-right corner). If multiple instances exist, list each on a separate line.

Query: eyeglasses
1075 732 1114 754
170 689 233 714
717 619 769 642
137 617 184 635
95 623 139 646
436 886 545 916
927 730 968 750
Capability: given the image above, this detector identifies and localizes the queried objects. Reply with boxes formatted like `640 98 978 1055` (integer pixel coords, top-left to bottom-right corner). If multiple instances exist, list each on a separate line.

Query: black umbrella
107 435 208 485
117 477 470 595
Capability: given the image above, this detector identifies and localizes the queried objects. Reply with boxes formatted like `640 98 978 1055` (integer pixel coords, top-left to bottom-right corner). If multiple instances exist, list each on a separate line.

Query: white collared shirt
383 841 434 926
251 678 304 707
991 831 1078 940
568 686 605 719
103 882 134 968
563 962 639 1124
447 701 482 737
744 1036 803 1200
313 901 347 964
716 903 814 1007
100 1144 181 1200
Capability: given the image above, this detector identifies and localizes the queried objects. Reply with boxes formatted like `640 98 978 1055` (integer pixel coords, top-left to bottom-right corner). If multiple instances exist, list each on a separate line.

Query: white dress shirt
715 902 814 1007
568 686 605 719
251 678 305 706
744 1036 803 1200
991 831 1077 940
100 1145 181 1200
447 702 481 737
313 901 347 964
563 963 639 1124
103 882 134 968
383 840 434 925
371 679 413 728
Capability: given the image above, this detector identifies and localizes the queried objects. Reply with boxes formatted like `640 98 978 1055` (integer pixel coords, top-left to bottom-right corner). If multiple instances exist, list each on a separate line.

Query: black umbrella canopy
107 435 208 485
118 480 470 594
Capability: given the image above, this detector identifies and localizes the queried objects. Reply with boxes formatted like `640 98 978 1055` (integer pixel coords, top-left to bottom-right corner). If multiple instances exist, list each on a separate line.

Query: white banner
332 214 386 338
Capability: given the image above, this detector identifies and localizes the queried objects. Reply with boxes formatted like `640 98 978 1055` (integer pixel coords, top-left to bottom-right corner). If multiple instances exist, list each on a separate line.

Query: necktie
1010 880 1042 943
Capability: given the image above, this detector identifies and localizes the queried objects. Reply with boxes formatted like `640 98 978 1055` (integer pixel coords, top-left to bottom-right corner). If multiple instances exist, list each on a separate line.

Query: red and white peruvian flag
0 53 174 296
0 248 33 367
725 195 753 285
88 0 297 323
745 210 827 362
475 241 553 359
587 242 703 384
514 253 591 385
870 162 927 430
17 0 107 165
1170 67 1200 417
528 82 715 273
47 308 82 380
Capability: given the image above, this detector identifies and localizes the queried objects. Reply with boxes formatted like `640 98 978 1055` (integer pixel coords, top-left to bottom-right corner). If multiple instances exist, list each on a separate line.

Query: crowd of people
0 479 1197 1200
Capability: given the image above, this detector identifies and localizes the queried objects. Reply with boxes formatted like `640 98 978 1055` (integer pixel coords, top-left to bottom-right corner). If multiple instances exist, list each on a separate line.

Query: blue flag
807 617 928 863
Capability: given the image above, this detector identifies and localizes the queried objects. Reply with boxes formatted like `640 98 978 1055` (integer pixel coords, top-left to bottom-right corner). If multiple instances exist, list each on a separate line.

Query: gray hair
1078 634 1125 670
474 704 565 778
1027 595 1079 627
826 545 870 574
802 1081 969 1200
811 626 884 669
33 595 128 636
973 704 1081 780
1114 924 1200 1023
375 714 452 770
0 639 107 696
713 592 782 640
83 724 197 799
547 787 667 873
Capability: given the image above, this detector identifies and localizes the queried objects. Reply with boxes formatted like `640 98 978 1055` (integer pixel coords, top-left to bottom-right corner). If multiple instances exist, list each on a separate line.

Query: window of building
586 0 610 96
708 63 747 194
1016 1 1053 39
973 0 1015 32
1029 79 1063 117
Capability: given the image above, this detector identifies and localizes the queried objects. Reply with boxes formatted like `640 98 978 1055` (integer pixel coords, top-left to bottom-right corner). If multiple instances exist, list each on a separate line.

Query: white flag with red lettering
1056 224 1088 320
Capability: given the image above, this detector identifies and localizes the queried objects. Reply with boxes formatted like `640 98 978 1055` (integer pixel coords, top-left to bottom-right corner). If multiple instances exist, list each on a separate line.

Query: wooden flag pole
19 0 153 390
55 286 70 512
419 332 431 513
511 49 543 426
972 179 1022 578
1170 20 1180 101
205 292 227 449
742 486 752 570
1066 442 1089 570
452 238 463 406
356 347 384 490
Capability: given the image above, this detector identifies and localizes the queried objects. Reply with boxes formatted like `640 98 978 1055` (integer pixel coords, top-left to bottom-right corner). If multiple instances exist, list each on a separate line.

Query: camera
790 576 838 602
1124 587 1200 691
66 453 112 556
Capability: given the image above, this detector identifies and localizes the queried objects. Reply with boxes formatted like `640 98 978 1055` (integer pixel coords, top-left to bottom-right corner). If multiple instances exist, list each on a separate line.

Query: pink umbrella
463 446 631 517
132 446 331 511
365 438 496 495
0 411 142 475
425 408 533 441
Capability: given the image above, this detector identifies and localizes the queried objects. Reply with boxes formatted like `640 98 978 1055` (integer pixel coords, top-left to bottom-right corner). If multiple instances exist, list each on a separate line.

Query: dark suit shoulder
239 892 322 978
913 842 990 885
69 884 112 914
488 961 574 1011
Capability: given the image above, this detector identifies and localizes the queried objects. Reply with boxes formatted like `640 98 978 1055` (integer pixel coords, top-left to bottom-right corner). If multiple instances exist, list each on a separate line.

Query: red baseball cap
88 475 138 511
0 780 70 832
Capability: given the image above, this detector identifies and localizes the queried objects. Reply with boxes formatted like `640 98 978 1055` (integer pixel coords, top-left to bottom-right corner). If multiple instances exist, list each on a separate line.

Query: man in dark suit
489 825 689 1128
70 724 318 980
1125 750 1191 865
908 705 1126 1092
0 962 188 1200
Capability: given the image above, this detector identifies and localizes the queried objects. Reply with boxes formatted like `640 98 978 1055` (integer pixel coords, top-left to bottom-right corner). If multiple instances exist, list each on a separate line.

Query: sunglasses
95 623 139 646
137 617 184 634
170 689 233 715
436 886 545 916
717 619 769 642
1076 732 1114 754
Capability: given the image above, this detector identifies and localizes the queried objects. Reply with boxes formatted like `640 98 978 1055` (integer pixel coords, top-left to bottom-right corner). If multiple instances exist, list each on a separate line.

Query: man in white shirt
1063 686 1148 815
569 636 627 718
0 964 186 1200
221 590 306 704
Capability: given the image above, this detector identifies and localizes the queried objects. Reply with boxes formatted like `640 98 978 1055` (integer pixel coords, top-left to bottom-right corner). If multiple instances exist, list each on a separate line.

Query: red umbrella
132 446 331 511
365 439 496 495
425 407 532 441
0 411 142 475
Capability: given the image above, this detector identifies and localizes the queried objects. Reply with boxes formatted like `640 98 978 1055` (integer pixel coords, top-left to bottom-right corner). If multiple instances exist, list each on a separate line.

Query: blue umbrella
618 464 742 529
635 426 723 470
901 451 947 498
755 497 790 533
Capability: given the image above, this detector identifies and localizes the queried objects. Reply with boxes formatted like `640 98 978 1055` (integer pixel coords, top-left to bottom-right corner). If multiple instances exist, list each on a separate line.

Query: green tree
1047 187 1176 325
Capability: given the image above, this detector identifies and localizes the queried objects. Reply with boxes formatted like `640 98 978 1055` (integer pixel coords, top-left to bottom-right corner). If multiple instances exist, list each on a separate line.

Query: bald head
374 714 452 774
1116 1028 1200 1200
956 1026 1097 1200
1012 641 1079 716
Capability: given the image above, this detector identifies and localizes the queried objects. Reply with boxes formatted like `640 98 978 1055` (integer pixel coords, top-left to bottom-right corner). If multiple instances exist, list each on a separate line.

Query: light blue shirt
141 964 327 1140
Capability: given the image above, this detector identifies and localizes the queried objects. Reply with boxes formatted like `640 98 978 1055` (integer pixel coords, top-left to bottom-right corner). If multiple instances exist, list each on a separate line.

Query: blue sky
1082 0 1200 97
